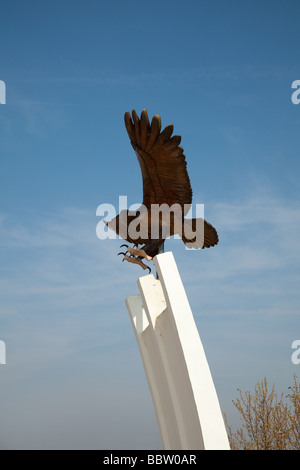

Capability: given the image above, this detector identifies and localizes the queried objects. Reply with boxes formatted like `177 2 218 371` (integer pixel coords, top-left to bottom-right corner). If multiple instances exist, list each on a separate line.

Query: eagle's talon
118 251 133 262
119 243 151 262
118 251 151 273
126 246 152 261
117 252 125 262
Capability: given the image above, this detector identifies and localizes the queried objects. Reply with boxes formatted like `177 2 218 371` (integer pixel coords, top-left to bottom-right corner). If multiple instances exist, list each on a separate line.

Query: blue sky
0 0 300 449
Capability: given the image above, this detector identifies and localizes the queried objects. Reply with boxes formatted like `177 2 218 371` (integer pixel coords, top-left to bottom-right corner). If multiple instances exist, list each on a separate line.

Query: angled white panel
126 292 181 449
154 252 230 450
125 251 230 450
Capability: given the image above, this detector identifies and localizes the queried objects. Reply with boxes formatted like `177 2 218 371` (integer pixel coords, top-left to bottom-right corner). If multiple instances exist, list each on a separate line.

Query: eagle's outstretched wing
124 109 192 215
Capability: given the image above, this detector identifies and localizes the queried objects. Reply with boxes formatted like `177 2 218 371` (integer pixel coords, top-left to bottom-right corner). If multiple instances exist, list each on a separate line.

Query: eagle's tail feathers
180 218 219 249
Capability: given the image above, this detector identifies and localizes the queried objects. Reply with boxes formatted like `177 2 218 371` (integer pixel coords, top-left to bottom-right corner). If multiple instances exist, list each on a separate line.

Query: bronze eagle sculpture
106 109 218 272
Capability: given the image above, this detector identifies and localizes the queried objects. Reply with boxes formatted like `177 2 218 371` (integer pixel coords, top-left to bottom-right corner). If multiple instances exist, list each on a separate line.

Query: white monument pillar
125 251 230 450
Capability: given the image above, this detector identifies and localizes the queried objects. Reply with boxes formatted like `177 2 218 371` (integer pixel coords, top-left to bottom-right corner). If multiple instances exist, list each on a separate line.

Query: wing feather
124 109 192 213
145 114 161 152
131 109 141 146
124 111 135 141
140 109 150 148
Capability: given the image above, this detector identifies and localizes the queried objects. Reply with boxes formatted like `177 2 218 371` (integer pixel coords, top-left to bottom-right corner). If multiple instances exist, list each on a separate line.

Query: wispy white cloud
14 64 300 86
4 98 71 136
0 207 136 310
177 186 300 321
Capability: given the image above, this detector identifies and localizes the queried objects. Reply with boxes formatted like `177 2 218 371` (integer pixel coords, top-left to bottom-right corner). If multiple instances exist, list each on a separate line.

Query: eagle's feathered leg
140 239 165 259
